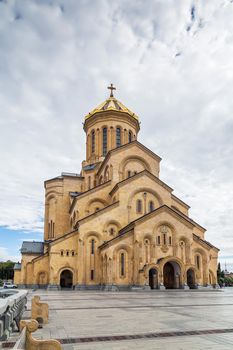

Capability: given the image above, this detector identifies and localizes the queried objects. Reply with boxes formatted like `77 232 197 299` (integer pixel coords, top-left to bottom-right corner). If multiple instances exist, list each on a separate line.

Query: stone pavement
3 288 233 349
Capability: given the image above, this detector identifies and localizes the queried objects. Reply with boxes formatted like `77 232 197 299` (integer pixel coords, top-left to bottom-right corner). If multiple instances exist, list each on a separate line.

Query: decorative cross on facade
108 83 116 97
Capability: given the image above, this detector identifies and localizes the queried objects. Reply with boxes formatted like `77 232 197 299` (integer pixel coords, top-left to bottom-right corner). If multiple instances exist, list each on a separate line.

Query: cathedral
14 85 219 290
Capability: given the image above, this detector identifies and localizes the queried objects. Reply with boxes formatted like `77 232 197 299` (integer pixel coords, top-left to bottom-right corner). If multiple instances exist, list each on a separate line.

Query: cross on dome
107 83 116 97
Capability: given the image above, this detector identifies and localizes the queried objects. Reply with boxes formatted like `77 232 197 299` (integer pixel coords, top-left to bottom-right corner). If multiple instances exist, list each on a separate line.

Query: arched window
66 251 69 256
61 250 64 256
136 199 142 213
116 127 121 147
72 251 75 256
91 269 94 280
102 127 107 156
149 201 154 212
127 170 131 178
157 236 161 245
120 253 125 276
196 255 200 269
129 130 132 143
91 239 95 254
169 236 172 245
91 130 95 154
110 228 115 235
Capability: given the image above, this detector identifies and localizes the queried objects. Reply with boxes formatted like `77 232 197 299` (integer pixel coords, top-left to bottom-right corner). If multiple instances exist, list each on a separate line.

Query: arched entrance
149 268 158 289
60 269 73 288
187 269 195 289
163 261 181 289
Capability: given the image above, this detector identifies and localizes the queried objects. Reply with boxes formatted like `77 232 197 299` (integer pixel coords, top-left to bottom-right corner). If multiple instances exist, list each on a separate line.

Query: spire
107 83 116 97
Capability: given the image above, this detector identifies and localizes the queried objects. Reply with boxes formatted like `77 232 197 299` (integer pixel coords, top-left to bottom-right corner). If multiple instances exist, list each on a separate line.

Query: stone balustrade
13 319 62 350
0 289 28 340
31 296 49 324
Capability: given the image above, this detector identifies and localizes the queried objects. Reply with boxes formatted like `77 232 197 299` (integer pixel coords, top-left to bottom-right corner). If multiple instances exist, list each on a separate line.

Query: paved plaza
3 288 233 349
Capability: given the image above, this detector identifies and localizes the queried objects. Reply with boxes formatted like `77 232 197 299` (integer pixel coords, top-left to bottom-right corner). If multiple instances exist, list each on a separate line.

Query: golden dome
84 85 139 121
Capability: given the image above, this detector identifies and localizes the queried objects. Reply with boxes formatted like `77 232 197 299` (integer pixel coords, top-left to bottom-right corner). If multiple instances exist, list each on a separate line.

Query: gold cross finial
107 83 116 97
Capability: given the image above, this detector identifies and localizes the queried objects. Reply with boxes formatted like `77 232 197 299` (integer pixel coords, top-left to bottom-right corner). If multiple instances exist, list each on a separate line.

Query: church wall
171 198 189 216
97 143 160 185
48 234 79 286
71 181 112 224
100 233 134 286
115 174 172 222
44 176 83 240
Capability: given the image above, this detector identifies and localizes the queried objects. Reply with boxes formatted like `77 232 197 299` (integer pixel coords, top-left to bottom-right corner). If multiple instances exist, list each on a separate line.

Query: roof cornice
69 180 112 214
97 140 161 176
75 201 120 228
109 169 173 197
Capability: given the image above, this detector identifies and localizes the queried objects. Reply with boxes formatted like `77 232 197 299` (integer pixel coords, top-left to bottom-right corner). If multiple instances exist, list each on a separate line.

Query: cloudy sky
0 0 232 271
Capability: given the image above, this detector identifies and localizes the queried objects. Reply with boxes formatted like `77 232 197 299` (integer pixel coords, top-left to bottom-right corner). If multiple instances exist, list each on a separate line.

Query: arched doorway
187 269 195 289
163 261 181 289
149 268 158 289
60 269 73 288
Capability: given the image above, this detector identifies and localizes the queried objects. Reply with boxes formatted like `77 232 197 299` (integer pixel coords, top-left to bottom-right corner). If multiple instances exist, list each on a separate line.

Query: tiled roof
13 263 21 270
84 96 139 121
20 241 44 254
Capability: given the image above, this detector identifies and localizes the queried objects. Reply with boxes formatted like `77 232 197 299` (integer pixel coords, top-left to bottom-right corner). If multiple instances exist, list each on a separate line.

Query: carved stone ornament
160 225 169 234
161 245 169 253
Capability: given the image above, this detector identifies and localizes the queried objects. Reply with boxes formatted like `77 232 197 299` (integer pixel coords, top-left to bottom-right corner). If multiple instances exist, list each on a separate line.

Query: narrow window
196 255 200 269
129 130 132 143
120 253 125 276
48 222 50 238
110 228 115 235
88 176 91 190
91 130 95 153
136 199 142 213
127 170 131 178
169 236 172 245
91 239 95 254
61 250 64 256
91 270 94 280
163 233 166 245
72 251 75 256
66 251 69 256
116 127 121 147
102 127 107 156
157 236 161 245
149 201 154 212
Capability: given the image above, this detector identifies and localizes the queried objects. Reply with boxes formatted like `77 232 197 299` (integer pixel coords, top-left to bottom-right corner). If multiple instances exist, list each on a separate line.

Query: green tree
0 260 16 280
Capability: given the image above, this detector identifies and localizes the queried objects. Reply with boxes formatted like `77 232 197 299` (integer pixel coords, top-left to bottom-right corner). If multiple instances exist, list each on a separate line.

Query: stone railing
31 296 49 324
0 289 27 341
13 319 62 350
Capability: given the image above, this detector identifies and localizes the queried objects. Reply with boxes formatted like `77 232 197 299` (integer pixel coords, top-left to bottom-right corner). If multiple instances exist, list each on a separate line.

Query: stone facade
14 88 219 290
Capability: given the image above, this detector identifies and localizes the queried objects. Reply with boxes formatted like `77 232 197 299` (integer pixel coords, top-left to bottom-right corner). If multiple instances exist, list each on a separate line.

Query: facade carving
14 86 219 290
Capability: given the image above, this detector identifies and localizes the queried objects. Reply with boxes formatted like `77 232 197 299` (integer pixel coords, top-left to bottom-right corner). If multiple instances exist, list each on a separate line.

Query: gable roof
69 180 111 214
99 205 204 249
74 201 120 228
109 169 173 197
193 234 219 251
20 241 44 254
97 140 161 176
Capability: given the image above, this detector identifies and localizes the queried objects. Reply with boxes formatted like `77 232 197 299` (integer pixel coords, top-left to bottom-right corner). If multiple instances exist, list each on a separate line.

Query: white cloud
0 0 233 260
0 247 20 262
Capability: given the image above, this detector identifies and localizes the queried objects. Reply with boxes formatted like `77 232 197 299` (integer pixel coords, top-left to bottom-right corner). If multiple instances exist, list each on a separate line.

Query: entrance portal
60 269 73 288
187 269 195 289
163 261 181 289
149 268 158 289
